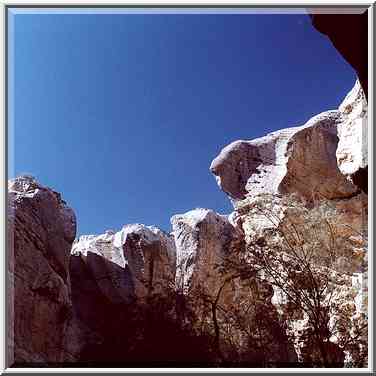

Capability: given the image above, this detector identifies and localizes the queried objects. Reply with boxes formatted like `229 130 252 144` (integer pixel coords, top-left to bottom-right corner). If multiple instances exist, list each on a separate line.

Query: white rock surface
210 80 366 203
337 80 368 177
209 80 368 366
171 208 235 292
71 223 176 302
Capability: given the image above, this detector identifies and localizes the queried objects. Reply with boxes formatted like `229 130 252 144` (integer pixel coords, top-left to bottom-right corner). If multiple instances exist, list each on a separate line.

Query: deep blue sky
8 10 356 236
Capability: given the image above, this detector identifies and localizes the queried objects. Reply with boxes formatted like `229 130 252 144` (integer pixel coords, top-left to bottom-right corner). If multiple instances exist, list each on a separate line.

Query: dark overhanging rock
352 165 368 194
309 9 368 98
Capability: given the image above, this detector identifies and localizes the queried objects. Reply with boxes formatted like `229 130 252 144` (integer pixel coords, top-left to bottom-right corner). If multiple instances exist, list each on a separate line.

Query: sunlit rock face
171 208 235 293
211 80 368 252
210 80 368 367
336 80 368 193
171 208 297 365
71 224 176 305
211 81 366 204
8 176 77 364
211 80 368 251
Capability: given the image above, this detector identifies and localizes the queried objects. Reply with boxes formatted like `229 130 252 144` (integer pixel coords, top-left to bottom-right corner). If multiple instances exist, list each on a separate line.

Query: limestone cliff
210 80 367 203
7 80 368 367
171 208 297 365
210 80 368 367
7 176 77 364
71 224 176 304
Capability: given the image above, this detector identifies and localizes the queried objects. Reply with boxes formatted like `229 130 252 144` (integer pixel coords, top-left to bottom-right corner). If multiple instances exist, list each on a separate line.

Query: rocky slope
7 80 368 367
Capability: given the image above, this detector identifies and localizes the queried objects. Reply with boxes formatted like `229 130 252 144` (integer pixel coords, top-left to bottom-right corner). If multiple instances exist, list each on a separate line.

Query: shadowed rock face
8 176 77 365
8 182 178 366
68 225 177 364
309 11 368 98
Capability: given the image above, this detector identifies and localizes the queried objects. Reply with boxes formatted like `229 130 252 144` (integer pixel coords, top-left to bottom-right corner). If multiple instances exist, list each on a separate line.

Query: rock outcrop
211 80 367 204
210 80 368 367
337 80 368 193
69 224 176 364
171 209 235 293
71 224 176 306
7 80 367 367
7 176 77 365
171 209 297 365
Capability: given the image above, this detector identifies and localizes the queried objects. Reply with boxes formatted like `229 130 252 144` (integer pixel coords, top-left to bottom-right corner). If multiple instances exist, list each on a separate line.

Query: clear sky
8 10 356 236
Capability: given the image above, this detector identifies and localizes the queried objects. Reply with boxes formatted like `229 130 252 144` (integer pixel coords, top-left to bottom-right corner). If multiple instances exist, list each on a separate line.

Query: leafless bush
222 193 367 367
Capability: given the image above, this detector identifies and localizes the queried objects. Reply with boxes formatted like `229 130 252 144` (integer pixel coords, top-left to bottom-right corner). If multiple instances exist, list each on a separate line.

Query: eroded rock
171 208 235 293
211 82 367 204
171 208 297 365
8 176 77 365
337 80 368 193
71 224 176 306
8 79 368 367
210 81 368 367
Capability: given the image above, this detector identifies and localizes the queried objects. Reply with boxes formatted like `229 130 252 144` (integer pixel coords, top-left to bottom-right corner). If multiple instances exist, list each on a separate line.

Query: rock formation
337 80 368 193
210 80 367 204
7 176 76 365
210 80 368 367
7 178 179 366
171 209 235 293
67 225 177 365
7 78 368 368
7 59 369 371
8 79 368 367
171 209 297 365
71 224 176 304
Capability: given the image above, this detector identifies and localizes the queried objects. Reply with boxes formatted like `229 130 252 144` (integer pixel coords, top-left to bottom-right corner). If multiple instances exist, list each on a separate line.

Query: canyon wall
209 79 367 366
7 79 368 367
7 176 77 364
